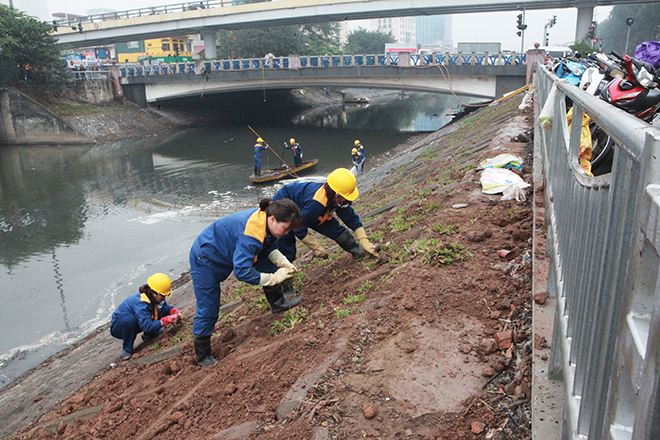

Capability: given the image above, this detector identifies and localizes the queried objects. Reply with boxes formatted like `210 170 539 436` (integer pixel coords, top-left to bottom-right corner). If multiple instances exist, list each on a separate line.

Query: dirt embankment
7 93 538 440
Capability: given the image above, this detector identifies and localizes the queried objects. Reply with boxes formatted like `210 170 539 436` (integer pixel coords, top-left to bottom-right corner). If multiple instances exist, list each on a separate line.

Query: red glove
160 314 178 327
170 308 182 317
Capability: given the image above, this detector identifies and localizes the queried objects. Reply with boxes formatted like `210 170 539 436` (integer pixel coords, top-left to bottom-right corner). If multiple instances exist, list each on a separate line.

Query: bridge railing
111 52 525 78
536 64 660 439
54 0 248 27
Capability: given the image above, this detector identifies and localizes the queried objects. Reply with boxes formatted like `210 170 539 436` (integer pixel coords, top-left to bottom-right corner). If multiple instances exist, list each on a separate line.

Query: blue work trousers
110 315 161 356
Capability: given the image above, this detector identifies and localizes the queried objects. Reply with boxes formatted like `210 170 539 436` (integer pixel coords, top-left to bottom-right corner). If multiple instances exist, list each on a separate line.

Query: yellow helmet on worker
256 138 264 144
354 140 360 146
352 148 358 154
289 138 296 144
327 168 358 201
148 273 172 298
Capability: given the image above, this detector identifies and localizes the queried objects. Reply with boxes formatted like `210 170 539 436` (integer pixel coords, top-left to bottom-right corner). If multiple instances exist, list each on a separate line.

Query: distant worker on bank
110 273 182 361
254 138 268 176
273 168 379 267
352 148 365 175
286 138 304 165
189 198 304 366
354 140 364 156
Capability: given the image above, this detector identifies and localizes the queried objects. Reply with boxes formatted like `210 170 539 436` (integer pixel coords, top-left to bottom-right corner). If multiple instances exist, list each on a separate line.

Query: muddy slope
8 94 536 440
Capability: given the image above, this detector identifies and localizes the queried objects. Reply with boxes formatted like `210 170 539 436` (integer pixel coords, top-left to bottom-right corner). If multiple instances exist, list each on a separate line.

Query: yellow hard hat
289 138 295 144
256 138 264 143
354 140 360 146
327 168 358 201
148 273 172 298
352 148 358 154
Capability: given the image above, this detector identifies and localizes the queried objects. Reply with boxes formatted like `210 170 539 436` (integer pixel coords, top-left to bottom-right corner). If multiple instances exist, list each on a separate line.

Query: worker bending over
189 198 303 366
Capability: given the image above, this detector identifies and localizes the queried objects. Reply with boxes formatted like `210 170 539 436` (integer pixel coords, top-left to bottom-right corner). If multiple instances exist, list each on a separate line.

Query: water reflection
292 92 469 132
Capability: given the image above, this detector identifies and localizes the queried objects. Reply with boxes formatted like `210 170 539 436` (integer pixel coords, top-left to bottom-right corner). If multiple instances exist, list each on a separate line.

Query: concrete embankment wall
0 88 93 145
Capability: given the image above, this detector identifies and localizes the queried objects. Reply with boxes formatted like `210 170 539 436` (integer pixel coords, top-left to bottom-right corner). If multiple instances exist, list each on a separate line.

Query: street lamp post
625 18 634 55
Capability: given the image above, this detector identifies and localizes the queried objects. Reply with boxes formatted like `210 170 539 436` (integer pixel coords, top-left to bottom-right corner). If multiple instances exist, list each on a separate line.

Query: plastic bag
480 168 530 199
479 153 523 170
538 83 557 130
635 41 660 69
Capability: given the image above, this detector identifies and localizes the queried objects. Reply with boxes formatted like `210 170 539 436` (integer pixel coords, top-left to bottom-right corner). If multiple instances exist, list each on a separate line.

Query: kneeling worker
111 273 182 361
273 168 379 264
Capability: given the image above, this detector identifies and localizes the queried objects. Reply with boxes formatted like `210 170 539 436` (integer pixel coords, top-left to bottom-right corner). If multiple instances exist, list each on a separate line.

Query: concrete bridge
116 52 527 105
53 0 660 58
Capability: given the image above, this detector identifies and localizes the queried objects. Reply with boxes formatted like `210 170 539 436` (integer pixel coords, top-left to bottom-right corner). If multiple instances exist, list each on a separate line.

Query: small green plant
361 260 377 270
465 163 476 170
389 207 421 231
332 268 349 278
220 312 235 328
343 293 366 304
370 230 384 242
426 202 442 213
432 223 459 235
334 306 358 318
357 280 374 295
270 307 309 335
426 242 473 265
150 342 161 351
470 218 478 224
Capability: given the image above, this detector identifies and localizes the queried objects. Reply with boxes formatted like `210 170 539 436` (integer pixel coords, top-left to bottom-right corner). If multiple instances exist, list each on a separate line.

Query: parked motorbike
577 52 660 175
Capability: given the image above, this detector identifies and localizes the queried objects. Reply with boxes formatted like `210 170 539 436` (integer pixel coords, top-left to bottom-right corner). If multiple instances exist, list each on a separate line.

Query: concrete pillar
202 31 217 59
575 3 595 43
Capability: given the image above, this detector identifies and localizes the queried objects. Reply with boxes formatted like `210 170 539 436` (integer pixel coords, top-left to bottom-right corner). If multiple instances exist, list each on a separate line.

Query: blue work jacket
111 293 173 335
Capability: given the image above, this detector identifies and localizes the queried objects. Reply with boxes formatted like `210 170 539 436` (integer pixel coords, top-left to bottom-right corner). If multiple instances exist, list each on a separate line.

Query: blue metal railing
90 52 525 79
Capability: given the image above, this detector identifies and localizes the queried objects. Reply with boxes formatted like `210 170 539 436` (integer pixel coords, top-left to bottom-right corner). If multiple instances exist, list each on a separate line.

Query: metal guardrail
536 64 660 439
109 52 525 78
54 1 234 27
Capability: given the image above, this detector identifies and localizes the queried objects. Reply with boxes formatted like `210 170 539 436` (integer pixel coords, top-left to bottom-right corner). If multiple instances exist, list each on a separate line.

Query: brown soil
9 94 535 440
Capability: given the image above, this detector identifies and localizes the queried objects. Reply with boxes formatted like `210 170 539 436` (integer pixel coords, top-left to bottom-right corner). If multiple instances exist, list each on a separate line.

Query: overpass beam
203 31 217 60
575 2 596 43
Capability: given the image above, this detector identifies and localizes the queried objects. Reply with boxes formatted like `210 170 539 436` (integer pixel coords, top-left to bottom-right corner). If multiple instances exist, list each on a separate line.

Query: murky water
0 91 476 387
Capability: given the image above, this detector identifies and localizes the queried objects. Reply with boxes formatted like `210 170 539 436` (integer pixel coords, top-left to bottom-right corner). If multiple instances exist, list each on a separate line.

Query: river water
0 91 476 387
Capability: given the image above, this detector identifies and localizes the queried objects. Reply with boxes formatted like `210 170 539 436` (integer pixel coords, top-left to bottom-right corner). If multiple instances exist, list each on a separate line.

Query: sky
4 0 613 52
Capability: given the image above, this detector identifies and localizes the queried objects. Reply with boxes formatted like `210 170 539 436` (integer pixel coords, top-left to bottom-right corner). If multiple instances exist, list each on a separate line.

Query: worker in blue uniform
110 273 182 361
273 168 379 275
254 138 268 176
286 138 304 165
354 140 365 169
190 198 304 366
352 147 365 175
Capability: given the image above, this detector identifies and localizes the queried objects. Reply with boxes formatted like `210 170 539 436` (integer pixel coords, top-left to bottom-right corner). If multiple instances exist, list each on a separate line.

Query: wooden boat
249 159 319 183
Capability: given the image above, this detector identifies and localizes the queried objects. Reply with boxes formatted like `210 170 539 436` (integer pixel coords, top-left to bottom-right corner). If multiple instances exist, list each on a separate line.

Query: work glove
268 249 297 271
300 233 329 258
354 227 378 257
160 314 179 327
259 267 295 287
169 308 183 318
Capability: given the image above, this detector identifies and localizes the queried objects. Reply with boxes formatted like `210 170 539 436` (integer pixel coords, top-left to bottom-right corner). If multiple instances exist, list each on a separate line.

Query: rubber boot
282 280 296 299
335 229 366 259
193 334 217 367
254 166 260 176
264 284 302 314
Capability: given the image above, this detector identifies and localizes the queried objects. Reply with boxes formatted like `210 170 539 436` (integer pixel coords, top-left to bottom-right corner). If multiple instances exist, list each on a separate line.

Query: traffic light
77 22 83 33
551 15 557 26
587 23 594 39
516 14 523 28
52 20 58 32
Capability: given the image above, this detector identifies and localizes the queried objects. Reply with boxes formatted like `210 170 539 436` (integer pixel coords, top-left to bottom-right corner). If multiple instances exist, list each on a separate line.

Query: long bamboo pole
247 125 299 178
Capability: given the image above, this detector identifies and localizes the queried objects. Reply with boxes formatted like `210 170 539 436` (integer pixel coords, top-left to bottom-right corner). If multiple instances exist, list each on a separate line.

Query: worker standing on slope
272 168 379 297
351 147 365 175
110 273 182 361
254 138 268 176
189 198 303 366
286 138 304 165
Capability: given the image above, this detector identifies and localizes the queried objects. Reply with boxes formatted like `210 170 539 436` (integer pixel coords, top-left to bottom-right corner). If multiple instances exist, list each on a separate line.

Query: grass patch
432 223 459 235
334 305 358 318
381 271 394 282
389 207 421 231
270 307 309 335
342 293 366 304
357 280 374 295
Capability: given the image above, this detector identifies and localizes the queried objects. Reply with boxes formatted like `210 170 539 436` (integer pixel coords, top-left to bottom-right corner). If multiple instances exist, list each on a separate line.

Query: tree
344 28 396 54
215 23 341 59
0 4 64 87
594 4 660 55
